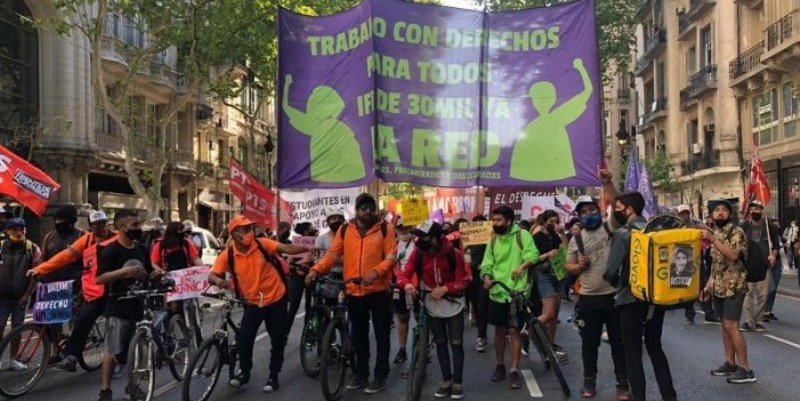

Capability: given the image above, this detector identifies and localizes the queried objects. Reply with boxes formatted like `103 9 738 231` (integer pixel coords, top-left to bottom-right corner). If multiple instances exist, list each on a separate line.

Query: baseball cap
708 199 733 214
227 215 254 233
676 204 691 214
575 195 598 213
6 218 26 229
54 205 78 222
748 200 764 208
411 220 444 239
395 216 406 228
89 210 109 223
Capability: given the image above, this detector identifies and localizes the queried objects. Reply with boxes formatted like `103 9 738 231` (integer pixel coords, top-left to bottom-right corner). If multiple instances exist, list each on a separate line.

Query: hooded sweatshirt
480 224 539 303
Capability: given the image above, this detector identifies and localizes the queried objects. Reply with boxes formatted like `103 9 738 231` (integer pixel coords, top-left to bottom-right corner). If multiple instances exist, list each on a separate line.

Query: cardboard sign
399 198 429 227
166 266 211 302
33 280 73 324
281 188 360 234
460 222 493 246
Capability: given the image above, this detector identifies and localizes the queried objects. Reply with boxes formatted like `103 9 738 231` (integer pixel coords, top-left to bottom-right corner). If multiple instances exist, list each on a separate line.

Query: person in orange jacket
306 193 397 394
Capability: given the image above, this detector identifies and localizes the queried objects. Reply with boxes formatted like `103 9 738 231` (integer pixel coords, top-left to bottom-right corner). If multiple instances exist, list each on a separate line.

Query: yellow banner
399 197 429 227
460 221 493 246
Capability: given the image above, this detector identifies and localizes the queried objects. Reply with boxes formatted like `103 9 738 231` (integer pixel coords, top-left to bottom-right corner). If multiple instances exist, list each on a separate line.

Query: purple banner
278 0 601 188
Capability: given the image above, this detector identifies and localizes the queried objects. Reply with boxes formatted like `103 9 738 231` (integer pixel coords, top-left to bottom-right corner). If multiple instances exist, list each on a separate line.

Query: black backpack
741 223 769 283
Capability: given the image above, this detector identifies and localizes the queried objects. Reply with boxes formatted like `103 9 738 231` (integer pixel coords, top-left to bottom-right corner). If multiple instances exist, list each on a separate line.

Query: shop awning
198 200 237 212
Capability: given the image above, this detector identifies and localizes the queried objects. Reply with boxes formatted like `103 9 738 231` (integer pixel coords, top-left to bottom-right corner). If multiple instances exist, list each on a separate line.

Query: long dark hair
162 222 185 250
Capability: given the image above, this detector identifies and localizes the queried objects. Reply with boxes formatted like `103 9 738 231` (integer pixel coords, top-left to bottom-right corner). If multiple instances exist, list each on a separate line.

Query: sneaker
475 338 487 353
509 370 522 390
262 375 279 393
491 364 506 382
686 317 695 325
8 360 27 371
711 361 738 377
704 317 722 325
112 363 126 379
616 383 631 401
434 384 451 398
754 323 767 332
739 323 753 331
393 348 407 364
364 377 387 394
450 384 464 399
97 389 113 401
765 312 779 321
580 377 596 398
726 367 756 384
553 344 569 364
228 373 249 388
59 355 78 372
346 376 368 390
601 331 609 342
125 383 147 401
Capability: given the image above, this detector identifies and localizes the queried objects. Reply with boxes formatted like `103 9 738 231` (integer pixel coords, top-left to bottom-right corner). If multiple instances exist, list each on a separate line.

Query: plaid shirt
710 223 748 298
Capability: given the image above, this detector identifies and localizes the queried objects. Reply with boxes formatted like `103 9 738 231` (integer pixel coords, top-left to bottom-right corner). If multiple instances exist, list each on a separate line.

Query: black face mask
751 212 763 221
328 221 343 234
613 210 628 226
125 227 144 242
493 225 509 235
416 238 432 252
714 218 730 228
55 222 73 235
546 223 556 233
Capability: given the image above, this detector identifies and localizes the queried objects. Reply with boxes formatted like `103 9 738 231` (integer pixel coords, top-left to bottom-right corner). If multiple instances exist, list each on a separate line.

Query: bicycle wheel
79 315 106 372
0 324 50 398
185 300 203 348
127 328 156 401
405 328 428 401
182 337 224 401
532 321 570 397
300 306 329 378
166 314 194 381
320 318 347 401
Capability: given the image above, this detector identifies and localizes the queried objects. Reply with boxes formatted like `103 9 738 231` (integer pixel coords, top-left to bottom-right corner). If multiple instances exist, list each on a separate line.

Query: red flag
228 160 293 228
741 142 771 213
0 145 61 216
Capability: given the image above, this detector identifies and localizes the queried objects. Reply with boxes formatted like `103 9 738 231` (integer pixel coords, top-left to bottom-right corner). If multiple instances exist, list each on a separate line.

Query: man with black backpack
208 215 312 393
739 200 779 332
604 192 677 401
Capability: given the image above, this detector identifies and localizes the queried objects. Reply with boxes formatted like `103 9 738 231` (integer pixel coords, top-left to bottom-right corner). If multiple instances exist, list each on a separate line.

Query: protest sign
165 266 211 302
460 221 493 246
280 188 360 233
278 0 602 188
0 145 61 216
33 280 73 324
399 197 429 226
229 160 293 228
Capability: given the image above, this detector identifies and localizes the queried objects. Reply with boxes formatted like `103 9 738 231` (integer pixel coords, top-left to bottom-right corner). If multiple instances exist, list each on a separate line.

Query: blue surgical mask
581 212 603 230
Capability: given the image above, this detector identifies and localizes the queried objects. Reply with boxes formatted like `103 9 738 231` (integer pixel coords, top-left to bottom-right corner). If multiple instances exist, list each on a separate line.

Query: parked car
188 226 222 265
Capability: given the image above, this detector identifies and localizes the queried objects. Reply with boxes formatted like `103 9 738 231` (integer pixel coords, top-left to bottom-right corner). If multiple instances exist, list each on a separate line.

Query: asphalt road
11 292 800 401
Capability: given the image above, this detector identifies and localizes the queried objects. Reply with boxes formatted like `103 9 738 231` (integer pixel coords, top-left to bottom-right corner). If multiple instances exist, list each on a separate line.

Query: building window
700 26 713 67
0 0 38 140
686 47 696 77
752 88 779 145
782 81 798 139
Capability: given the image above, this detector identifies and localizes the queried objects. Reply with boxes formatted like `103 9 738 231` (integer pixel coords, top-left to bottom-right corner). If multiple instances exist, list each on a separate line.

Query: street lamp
616 122 629 146
263 132 274 188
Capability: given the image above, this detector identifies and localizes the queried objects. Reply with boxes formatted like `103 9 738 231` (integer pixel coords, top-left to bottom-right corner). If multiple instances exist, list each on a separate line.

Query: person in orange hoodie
29 210 114 372
306 193 397 394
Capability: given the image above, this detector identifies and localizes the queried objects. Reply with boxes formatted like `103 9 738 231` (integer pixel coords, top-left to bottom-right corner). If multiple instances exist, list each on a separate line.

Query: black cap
708 199 733 214
355 193 377 209
54 205 78 222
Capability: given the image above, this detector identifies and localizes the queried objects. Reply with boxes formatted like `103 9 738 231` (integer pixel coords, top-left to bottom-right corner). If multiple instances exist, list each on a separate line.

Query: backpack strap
575 233 586 255
226 246 244 300
339 223 349 241
602 222 613 238
41 231 54 257
254 239 288 286
515 230 523 250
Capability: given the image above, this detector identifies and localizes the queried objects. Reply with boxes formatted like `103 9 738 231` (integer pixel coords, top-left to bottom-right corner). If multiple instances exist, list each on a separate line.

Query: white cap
676 204 691 214
89 210 108 223
395 217 405 227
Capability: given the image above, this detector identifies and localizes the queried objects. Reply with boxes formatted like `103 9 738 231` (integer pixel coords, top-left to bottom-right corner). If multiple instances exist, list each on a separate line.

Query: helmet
89 210 109 224
575 195 599 214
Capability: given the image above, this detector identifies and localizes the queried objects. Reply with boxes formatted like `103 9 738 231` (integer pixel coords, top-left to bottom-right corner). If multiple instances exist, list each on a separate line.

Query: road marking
521 369 543 398
295 312 305 319
153 379 181 397
764 334 800 350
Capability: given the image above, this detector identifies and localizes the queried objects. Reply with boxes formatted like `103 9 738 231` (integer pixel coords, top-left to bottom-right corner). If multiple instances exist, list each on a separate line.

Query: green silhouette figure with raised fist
283 74 366 183
510 58 593 181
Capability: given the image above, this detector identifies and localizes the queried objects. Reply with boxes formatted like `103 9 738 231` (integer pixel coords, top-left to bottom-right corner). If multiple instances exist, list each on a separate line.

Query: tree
474 0 640 82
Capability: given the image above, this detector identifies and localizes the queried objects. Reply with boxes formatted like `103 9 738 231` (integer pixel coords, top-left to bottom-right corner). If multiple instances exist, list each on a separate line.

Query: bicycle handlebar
200 290 243 305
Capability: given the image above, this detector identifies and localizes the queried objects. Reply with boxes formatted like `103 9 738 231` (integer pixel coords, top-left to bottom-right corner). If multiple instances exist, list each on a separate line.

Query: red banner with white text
228 160 293 228
0 145 61 216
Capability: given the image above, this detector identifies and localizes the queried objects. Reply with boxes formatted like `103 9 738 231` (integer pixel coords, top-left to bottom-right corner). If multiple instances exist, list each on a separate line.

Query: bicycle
489 280 570 397
319 277 362 401
0 299 106 398
181 290 242 401
404 289 434 401
300 273 343 378
123 280 196 401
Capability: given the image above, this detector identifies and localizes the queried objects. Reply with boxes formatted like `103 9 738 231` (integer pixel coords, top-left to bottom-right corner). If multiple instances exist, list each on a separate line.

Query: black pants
429 311 465 384
618 302 676 401
286 273 310 335
575 294 627 382
65 298 106 358
349 292 392 380
699 261 715 319
468 270 490 339
238 296 288 376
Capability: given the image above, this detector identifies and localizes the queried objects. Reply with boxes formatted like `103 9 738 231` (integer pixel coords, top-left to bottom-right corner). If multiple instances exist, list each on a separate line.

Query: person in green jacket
480 206 539 390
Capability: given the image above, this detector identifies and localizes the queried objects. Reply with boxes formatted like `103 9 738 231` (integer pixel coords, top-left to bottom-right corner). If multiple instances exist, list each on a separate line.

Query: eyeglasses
358 204 376 212
232 225 253 235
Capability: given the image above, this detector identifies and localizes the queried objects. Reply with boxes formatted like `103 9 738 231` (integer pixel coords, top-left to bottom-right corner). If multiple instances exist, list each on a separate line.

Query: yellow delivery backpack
629 228 701 306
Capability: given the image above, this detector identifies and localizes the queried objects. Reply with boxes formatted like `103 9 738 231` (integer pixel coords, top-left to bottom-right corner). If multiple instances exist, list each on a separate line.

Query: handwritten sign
33 280 73 325
460 222 493 246
399 198 429 227
166 266 211 302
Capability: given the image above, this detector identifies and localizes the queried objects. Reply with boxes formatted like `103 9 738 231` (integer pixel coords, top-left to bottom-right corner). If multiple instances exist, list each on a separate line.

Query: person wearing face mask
207 215 311 393
306 193 398 394
0 218 42 372
738 201 779 332
480 205 539 390
603 192 677 401
700 199 755 384
30 210 115 373
95 209 166 401
285 222 317 336
391 217 415 365
39 206 84 284
566 196 630 400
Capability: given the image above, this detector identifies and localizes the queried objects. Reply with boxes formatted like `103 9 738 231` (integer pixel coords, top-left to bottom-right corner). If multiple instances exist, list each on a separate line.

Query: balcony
680 64 718 108
729 41 765 81
149 62 178 91
762 10 800 73
635 29 666 75
685 0 716 22
197 161 215 177
678 14 694 40
96 132 123 153
642 97 668 124
174 149 195 164
738 0 763 9
680 149 721 173
99 38 129 74
617 87 631 102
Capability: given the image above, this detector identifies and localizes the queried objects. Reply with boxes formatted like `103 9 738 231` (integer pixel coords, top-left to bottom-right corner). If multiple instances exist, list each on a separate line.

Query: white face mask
398 233 412 242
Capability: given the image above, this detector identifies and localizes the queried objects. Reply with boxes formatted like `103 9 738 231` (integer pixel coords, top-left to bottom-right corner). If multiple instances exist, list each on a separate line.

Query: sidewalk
778 269 800 298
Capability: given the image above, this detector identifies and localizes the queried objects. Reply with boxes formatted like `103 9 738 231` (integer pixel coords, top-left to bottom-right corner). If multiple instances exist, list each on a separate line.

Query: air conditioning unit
705 123 715 132
692 143 703 155
676 6 686 15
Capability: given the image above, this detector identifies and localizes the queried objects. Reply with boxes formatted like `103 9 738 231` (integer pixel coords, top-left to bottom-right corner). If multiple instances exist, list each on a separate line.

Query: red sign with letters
0 145 61 216
228 160 293 228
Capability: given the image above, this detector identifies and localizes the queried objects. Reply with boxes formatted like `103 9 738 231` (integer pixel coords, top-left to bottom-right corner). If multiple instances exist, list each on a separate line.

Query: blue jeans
765 262 783 313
